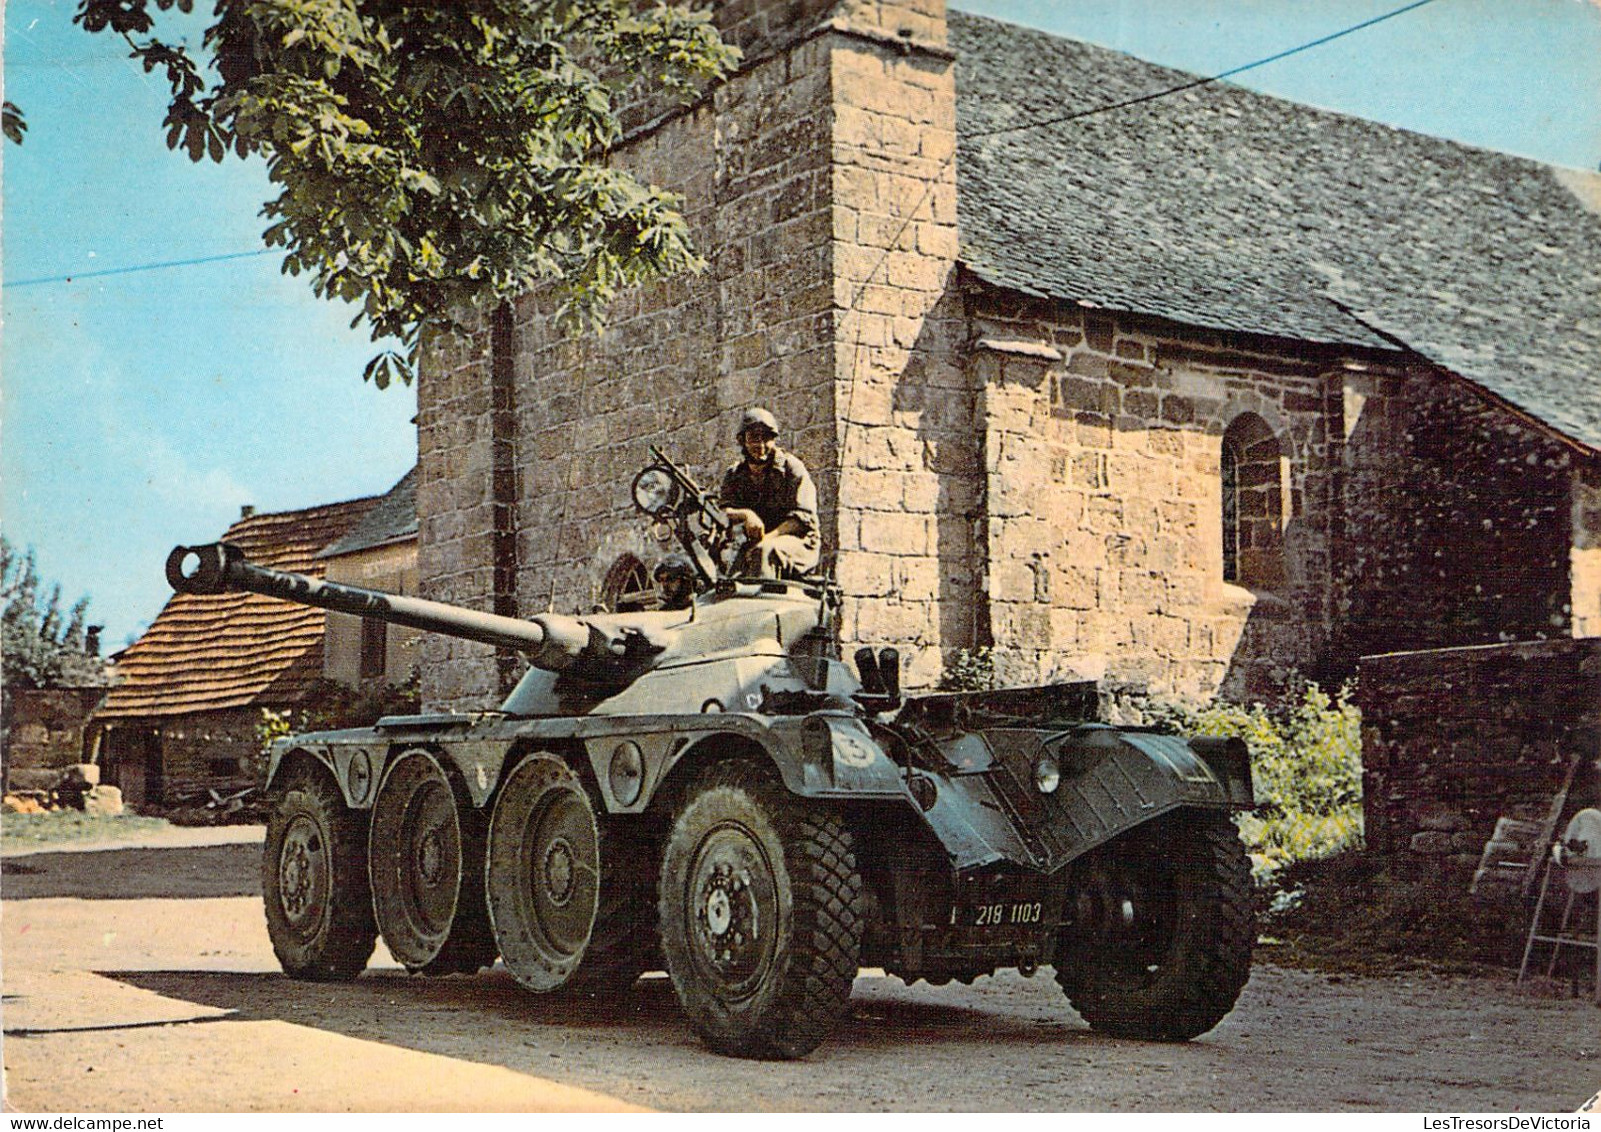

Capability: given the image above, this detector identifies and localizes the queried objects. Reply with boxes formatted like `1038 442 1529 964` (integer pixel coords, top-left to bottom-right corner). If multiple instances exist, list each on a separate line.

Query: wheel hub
690 844 766 985
417 828 445 886
281 842 312 915
1068 857 1177 986
543 837 576 905
278 817 326 932
705 887 733 936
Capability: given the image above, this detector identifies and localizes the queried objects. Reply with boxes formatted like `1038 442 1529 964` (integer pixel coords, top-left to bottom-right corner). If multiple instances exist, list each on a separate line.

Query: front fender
265 733 386 810
903 724 1252 873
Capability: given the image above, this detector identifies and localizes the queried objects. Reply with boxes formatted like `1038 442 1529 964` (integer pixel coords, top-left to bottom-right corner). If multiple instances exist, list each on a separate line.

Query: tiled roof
96 497 379 719
950 12 1601 453
317 467 417 558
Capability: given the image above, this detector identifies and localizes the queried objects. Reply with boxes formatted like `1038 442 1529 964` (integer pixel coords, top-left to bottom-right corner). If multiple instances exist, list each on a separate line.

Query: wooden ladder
1471 755 1582 899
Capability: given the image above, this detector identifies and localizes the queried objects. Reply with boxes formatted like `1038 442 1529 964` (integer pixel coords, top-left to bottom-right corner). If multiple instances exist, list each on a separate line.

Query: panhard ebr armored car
165 448 1256 1059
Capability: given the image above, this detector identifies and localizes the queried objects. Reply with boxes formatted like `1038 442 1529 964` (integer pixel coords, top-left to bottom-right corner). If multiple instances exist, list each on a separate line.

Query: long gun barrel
166 542 603 671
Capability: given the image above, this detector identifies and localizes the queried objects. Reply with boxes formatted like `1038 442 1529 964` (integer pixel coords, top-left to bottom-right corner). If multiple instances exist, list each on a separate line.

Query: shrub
255 672 422 774
1178 681 1365 882
936 646 997 692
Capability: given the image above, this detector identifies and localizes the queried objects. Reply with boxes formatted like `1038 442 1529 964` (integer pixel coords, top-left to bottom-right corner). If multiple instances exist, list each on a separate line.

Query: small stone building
90 476 415 806
416 0 1600 723
2 686 109 792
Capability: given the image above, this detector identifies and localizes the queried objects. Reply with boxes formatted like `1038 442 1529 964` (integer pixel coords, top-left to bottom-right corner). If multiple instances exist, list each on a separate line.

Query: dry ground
3 826 1598 1112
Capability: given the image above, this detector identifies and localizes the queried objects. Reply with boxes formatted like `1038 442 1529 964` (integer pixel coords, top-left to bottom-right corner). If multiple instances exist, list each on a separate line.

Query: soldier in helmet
653 553 698 611
718 407 820 579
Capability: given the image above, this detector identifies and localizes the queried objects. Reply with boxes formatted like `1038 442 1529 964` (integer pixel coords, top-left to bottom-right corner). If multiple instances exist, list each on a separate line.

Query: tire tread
660 759 864 1059
262 764 378 982
1056 811 1253 1041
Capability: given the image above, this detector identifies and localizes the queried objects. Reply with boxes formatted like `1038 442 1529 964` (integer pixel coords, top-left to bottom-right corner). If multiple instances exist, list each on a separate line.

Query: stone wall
1357 639 1601 865
154 708 263 790
96 708 261 807
968 300 1351 701
2 687 106 786
828 4 971 690
416 0 961 707
416 317 502 707
1340 369 1581 661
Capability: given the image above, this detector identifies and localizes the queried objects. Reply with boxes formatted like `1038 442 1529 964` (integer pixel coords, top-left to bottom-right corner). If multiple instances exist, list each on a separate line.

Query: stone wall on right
1338 367 1586 664
967 297 1349 703
1356 638 1601 867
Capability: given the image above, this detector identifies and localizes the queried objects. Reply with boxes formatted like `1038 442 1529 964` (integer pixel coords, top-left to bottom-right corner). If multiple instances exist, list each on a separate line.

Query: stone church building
416 0 1601 715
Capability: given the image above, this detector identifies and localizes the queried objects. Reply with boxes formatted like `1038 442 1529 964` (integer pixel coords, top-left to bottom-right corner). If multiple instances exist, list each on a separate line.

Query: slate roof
317 467 417 558
950 11 1601 453
96 497 379 719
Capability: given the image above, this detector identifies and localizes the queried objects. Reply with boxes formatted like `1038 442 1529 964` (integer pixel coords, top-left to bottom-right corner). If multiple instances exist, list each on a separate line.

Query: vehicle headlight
631 466 680 516
1034 754 1060 794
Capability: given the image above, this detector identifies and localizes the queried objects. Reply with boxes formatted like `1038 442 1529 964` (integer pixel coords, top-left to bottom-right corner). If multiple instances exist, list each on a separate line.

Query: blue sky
4 0 1600 649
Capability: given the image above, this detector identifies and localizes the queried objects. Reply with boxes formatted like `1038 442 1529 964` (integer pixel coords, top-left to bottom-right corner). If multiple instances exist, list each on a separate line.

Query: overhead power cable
969 0 1440 139
6 0 1441 295
4 248 277 289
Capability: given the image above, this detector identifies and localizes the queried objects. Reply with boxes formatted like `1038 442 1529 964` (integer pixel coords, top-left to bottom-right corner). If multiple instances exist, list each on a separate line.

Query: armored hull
167 452 1256 1059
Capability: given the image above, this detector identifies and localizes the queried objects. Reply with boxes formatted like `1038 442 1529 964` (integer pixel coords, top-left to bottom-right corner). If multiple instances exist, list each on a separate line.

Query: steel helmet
735 407 779 440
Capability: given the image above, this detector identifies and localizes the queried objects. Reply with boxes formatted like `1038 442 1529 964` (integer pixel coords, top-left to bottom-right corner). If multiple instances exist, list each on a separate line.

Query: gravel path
4 826 1598 1112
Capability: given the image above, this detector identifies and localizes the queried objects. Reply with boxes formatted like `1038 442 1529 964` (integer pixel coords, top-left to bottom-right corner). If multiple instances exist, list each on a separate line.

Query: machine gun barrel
166 541 562 657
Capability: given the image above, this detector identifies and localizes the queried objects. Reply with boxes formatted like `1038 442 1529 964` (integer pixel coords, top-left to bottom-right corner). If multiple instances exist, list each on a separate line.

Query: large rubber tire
262 763 378 981
1054 810 1253 1041
367 749 496 976
565 817 657 998
658 761 863 1060
486 753 604 992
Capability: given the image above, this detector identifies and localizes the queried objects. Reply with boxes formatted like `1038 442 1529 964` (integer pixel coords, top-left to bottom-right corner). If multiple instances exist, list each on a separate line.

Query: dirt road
4 829 1598 1112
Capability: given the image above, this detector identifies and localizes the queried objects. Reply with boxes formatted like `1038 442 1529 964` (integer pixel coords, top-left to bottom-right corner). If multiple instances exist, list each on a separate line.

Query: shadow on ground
1 843 260 900
108 965 1084 1070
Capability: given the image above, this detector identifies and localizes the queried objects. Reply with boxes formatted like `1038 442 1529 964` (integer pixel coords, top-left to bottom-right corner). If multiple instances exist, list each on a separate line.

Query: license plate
972 901 1045 928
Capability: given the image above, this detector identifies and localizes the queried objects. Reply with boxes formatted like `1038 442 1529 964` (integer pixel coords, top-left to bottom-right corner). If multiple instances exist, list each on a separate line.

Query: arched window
600 554 655 612
1221 413 1286 589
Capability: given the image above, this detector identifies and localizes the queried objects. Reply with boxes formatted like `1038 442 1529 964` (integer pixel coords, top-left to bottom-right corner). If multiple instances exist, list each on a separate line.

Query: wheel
367 749 496 975
1054 810 1253 1041
486 753 604 992
262 762 378 980
565 817 657 998
658 760 863 1059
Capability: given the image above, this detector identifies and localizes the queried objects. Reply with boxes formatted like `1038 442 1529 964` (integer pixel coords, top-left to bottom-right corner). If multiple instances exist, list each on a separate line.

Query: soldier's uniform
718 409 820 578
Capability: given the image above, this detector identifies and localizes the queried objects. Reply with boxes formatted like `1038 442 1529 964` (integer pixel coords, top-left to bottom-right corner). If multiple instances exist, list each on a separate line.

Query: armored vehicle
165 449 1256 1060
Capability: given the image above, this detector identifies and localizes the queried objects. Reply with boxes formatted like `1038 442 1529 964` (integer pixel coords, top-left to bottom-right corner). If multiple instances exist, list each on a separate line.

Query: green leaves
1184 680 1365 881
1 538 111 690
3 101 25 145
76 0 739 383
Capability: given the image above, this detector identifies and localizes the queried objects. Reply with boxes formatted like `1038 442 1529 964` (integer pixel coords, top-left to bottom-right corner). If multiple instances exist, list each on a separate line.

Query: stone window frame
601 553 656 612
1221 411 1289 591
